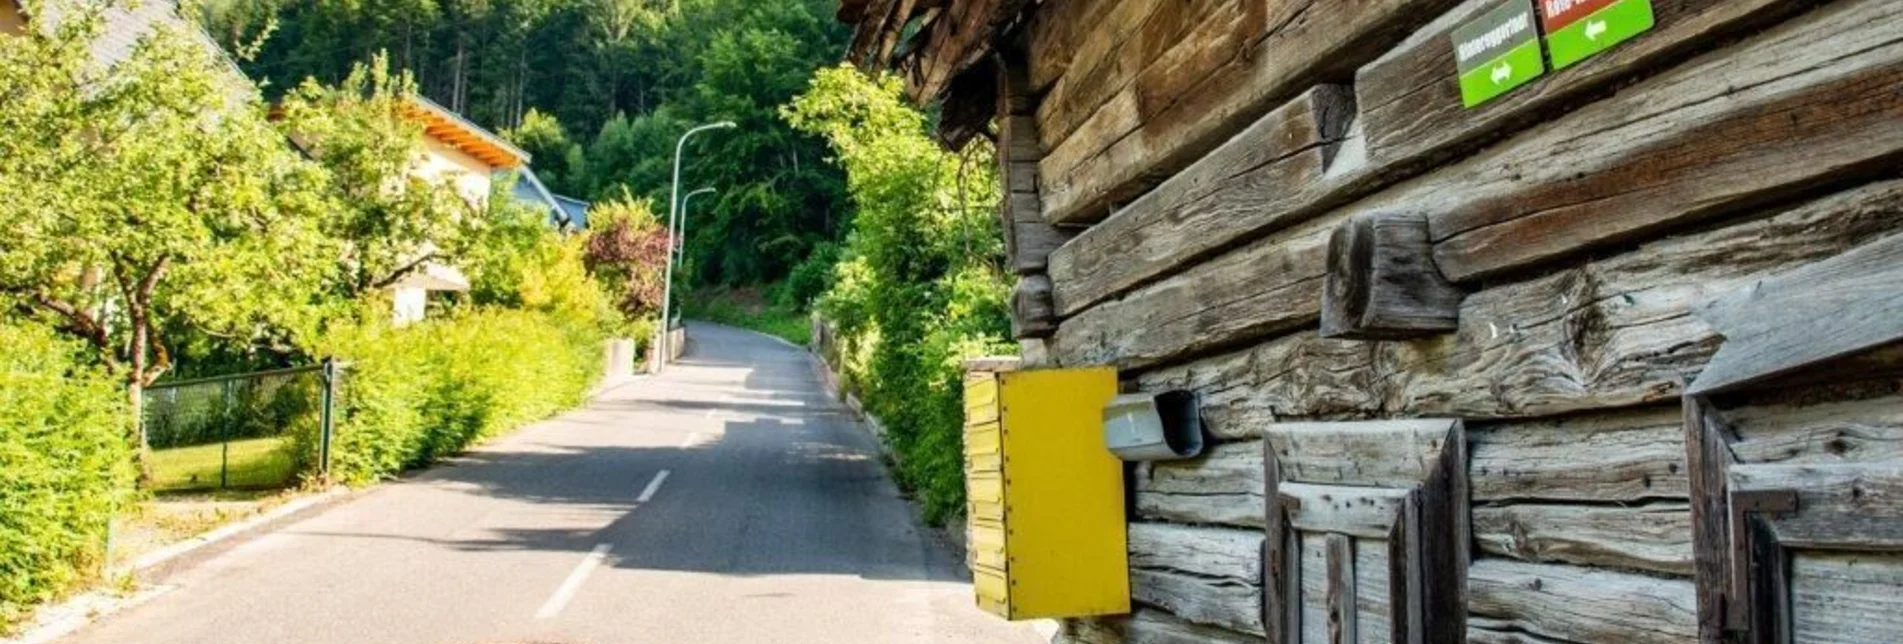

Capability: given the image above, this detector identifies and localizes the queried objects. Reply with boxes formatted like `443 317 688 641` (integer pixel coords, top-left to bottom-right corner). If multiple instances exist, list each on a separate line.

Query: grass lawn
150 436 299 492
688 286 812 347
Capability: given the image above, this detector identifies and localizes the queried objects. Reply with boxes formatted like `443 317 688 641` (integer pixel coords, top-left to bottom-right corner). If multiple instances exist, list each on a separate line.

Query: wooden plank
1690 233 1903 395
1128 522 1263 585
1320 210 1462 340
1730 463 1903 550
1419 415 1468 644
1050 217 1331 370
1038 0 1457 225
1353 540 1393 644
1472 502 1694 576
1468 558 1699 644
1683 395 1735 643
1131 568 1264 636
1324 533 1355 644
1123 608 1264 644
1280 483 1409 540
1262 438 1287 644
1024 0 1107 93
1470 407 1689 502
1136 450 1266 527
1051 1 1903 371
1790 552 1903 644
1128 179 1903 422
1426 0 1903 282
1728 391 1903 466
1266 419 1456 488
1299 532 1328 644
1013 275 1057 339
1357 0 1817 191
1046 86 1354 316
1030 0 1177 153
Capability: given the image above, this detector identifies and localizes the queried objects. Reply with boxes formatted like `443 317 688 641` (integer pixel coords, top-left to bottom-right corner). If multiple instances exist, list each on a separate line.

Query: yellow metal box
962 360 1129 620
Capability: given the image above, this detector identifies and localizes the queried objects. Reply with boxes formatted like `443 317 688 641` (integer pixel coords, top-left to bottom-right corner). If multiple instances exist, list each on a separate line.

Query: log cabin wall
843 0 1903 641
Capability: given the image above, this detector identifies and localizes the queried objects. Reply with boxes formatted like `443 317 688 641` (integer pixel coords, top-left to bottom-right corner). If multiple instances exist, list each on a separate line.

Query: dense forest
197 0 852 294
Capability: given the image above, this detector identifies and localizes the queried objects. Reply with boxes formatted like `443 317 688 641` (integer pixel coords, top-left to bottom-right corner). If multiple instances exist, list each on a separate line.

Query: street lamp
676 187 717 264
655 121 736 373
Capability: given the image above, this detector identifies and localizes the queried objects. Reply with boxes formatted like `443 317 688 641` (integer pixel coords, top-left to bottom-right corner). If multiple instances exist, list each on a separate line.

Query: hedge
313 308 603 483
0 324 134 629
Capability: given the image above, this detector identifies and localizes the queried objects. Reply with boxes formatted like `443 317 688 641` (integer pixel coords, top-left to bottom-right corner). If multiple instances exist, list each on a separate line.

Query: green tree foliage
0 323 135 630
201 0 851 290
0 7 339 479
784 65 1014 525
275 55 477 296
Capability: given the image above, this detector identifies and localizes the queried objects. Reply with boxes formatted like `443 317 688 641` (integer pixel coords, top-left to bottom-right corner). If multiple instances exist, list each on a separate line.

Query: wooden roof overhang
840 0 1031 148
399 96 530 170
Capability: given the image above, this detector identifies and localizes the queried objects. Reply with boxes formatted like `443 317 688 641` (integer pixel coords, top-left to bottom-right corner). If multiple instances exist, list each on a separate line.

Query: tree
274 54 475 296
581 193 671 321
0 9 337 478
783 64 1011 523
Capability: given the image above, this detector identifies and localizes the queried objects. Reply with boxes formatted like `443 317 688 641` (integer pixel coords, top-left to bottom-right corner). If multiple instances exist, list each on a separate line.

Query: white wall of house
391 285 429 327
414 137 497 208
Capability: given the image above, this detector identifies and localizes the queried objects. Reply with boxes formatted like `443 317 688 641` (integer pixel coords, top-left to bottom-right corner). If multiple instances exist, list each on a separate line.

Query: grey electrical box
1102 390 1205 462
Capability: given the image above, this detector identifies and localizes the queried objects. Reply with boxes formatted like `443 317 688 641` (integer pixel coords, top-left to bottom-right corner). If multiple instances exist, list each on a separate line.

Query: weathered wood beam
1012 274 1056 339
1319 210 1461 340
1726 391 1903 466
1127 523 1263 636
1131 179 1903 423
1031 0 1223 159
1473 502 1694 576
1038 0 1453 226
1135 440 1265 527
1689 233 1903 395
1049 0 1903 372
1427 0 1903 281
996 58 1073 276
1470 407 1690 503
1045 85 1353 316
1024 0 1106 93
1468 559 1698 644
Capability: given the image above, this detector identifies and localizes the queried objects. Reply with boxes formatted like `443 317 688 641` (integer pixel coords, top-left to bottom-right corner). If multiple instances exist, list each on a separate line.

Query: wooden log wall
987 0 1903 641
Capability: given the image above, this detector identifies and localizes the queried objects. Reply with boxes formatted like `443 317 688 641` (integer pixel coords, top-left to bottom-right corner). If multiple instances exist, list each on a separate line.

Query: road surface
65 323 1042 644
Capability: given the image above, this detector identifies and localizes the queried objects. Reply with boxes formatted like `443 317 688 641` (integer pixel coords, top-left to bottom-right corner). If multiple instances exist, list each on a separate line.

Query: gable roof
23 0 253 99
400 94 530 169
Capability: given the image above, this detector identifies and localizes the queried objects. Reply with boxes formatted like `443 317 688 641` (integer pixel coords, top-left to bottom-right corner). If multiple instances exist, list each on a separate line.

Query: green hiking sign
1542 0 1656 69
1453 0 1547 108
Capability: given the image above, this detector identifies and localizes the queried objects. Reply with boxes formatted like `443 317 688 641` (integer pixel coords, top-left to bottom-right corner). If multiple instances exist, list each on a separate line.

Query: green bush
787 66 1015 525
313 309 603 483
0 324 134 629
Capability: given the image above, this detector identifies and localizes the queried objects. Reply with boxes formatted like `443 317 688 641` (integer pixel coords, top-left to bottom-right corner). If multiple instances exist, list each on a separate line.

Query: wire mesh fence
140 362 342 493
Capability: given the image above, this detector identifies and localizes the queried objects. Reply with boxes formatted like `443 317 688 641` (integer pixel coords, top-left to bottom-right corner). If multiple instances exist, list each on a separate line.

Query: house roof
839 0 1025 148
400 95 531 169
555 196 590 229
23 0 254 101
507 167 570 227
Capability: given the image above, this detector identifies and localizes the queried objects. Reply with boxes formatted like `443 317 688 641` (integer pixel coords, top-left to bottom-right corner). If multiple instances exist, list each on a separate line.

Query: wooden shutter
1262 420 1469 643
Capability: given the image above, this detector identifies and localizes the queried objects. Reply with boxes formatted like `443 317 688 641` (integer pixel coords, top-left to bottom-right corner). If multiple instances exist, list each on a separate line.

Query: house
845 0 1903 642
388 95 532 325
4 0 250 100
507 166 590 231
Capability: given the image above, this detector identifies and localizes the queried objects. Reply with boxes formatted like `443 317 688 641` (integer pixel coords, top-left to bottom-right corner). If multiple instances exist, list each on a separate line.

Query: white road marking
637 470 671 503
535 543 613 620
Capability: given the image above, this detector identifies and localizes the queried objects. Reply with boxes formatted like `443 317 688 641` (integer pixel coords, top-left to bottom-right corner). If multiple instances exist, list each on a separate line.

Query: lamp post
655 121 736 373
676 187 717 264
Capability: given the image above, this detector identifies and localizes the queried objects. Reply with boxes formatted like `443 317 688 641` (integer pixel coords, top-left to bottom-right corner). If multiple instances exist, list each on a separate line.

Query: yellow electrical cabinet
962 359 1129 621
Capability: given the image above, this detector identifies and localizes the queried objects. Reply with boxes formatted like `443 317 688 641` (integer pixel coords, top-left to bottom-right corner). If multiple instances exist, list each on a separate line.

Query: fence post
220 378 233 489
319 358 336 485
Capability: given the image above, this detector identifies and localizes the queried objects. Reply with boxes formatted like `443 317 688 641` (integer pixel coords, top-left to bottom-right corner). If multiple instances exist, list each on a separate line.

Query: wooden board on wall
1037 0 1456 226
1048 0 1903 373
1127 179 1903 422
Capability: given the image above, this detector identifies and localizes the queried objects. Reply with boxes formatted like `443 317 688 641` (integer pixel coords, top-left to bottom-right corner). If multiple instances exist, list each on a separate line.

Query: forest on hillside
197 0 852 294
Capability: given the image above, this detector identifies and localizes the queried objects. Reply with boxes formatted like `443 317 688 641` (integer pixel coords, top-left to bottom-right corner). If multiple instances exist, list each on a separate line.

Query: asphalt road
64 323 1042 644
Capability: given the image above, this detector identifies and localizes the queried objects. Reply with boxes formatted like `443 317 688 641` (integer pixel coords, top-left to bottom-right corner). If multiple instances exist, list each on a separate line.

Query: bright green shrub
314 309 602 483
787 66 1015 525
0 324 134 629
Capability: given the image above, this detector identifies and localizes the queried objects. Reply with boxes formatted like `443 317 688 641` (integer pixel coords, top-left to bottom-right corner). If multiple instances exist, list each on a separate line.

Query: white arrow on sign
1491 61 1513 85
1585 19 1608 41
